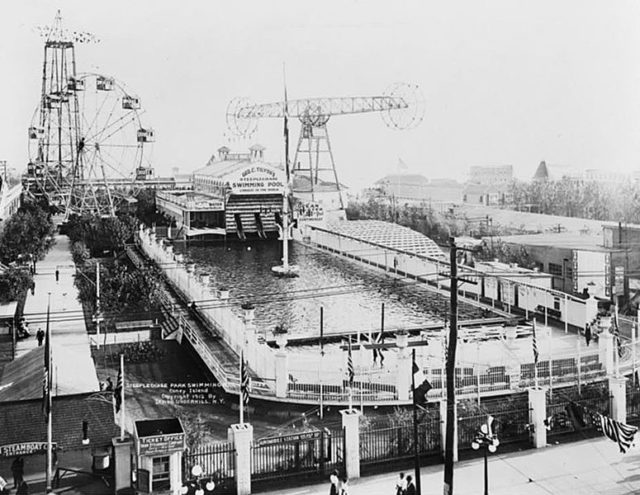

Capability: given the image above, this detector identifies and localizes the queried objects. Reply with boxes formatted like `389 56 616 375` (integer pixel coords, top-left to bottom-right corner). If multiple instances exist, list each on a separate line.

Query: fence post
608 376 627 423
275 349 288 398
599 327 614 376
396 333 410 401
340 409 361 480
228 423 253 495
527 387 547 448
439 399 457 462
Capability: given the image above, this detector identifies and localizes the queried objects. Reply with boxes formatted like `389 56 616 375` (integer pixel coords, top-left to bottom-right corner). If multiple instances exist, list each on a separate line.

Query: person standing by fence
329 470 340 495
395 472 406 495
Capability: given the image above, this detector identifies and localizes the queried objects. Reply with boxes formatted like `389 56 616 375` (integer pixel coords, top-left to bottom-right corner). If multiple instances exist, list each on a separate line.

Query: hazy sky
2 0 640 189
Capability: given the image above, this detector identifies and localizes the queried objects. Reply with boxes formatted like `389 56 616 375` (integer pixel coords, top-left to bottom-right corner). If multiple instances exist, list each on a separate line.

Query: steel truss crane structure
24 11 154 218
226 83 424 209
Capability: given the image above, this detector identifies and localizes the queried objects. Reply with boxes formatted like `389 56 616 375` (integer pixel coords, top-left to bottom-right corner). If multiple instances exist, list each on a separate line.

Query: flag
412 354 432 407
42 304 51 419
596 413 638 453
114 366 123 413
532 319 539 365
347 338 354 386
240 352 249 407
397 157 409 172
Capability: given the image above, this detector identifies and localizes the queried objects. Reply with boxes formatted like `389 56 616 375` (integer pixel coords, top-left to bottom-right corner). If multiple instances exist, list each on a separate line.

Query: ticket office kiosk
134 419 185 495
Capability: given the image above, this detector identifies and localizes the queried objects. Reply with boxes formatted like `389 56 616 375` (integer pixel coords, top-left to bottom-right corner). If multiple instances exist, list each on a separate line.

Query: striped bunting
532 319 539 364
240 352 249 406
596 413 637 453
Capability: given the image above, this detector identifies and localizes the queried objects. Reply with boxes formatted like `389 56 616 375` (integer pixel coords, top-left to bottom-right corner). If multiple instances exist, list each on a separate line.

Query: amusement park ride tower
226 82 425 215
24 11 154 218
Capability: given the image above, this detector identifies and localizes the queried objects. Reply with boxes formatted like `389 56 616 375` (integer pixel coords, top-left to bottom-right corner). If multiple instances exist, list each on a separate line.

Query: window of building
152 456 171 491
548 263 562 276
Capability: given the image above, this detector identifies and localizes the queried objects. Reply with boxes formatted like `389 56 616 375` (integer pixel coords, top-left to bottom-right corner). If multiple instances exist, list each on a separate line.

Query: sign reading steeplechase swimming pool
229 165 285 195
0 442 57 457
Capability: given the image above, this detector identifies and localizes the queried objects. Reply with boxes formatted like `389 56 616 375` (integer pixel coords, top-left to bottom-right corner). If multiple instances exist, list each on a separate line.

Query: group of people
395 472 416 495
329 470 348 495
329 470 416 495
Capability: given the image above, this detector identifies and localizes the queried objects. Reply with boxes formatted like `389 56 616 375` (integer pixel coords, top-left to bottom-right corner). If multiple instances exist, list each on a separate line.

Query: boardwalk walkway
20 234 100 395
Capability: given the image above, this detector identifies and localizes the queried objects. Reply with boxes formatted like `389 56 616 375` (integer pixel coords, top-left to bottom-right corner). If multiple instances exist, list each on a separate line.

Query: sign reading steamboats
229 165 284 195
0 442 57 457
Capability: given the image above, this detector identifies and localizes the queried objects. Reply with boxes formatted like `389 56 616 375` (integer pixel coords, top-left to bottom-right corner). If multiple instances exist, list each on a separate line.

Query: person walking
585 323 592 347
329 470 340 495
11 456 24 488
36 328 45 346
405 475 416 495
16 480 28 495
395 472 407 495
55 268 60 283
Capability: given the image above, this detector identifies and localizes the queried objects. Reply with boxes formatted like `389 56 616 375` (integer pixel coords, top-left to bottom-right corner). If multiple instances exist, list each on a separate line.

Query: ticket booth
134 419 185 495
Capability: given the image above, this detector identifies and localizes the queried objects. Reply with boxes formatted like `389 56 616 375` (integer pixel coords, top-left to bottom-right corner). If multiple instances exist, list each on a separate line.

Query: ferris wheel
25 13 154 218
27 73 154 217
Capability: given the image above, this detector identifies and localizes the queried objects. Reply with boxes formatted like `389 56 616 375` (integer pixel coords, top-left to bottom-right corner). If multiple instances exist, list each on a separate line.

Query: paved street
267 436 640 495
19 234 100 395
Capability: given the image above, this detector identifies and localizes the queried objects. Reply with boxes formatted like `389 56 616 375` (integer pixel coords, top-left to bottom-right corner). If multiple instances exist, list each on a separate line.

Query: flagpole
46 293 53 493
239 353 244 425
120 353 125 440
533 319 539 389
319 306 324 420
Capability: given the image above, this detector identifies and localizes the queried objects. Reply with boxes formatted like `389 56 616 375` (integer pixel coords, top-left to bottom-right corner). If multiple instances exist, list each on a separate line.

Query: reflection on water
178 240 483 337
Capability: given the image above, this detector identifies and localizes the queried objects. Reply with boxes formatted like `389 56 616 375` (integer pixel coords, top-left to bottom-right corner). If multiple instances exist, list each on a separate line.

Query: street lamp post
471 417 499 495
181 465 216 495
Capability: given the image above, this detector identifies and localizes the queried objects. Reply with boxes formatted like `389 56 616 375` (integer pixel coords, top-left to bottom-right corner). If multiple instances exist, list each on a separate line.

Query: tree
0 204 55 267
0 267 33 304
65 213 137 256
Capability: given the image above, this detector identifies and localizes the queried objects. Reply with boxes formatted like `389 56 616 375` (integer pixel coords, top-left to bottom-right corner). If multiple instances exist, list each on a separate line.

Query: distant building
533 160 638 185
468 165 513 185
0 180 21 225
463 165 513 206
367 173 463 205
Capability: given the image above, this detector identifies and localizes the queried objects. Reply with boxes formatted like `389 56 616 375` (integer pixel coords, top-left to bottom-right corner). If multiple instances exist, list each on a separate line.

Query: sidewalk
266 436 640 495
19 234 100 395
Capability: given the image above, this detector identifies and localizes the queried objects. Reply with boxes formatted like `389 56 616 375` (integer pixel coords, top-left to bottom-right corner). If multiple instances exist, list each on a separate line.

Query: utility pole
444 237 458 495
411 348 421 495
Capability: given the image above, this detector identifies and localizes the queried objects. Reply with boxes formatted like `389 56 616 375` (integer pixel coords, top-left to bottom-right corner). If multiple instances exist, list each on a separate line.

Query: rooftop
322 220 445 259
497 232 617 252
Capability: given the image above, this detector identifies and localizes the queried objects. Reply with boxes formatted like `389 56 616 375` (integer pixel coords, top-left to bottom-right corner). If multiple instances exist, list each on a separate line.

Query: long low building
157 145 286 240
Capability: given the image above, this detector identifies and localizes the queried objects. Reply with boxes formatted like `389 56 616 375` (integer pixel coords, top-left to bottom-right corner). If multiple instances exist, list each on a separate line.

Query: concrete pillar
111 437 132 494
275 350 288 398
169 451 182 495
599 330 614 375
228 424 253 495
396 352 411 402
609 376 627 423
439 400 458 462
340 409 361 480
527 387 547 448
